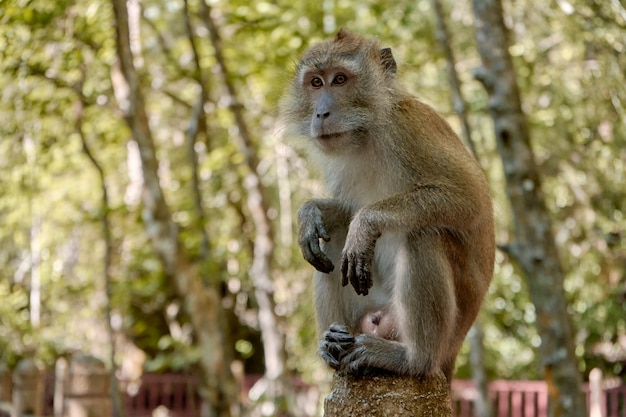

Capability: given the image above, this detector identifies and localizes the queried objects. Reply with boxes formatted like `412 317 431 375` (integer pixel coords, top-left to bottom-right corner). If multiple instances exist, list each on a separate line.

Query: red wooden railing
13 372 626 417
123 375 626 417
453 380 550 417
452 379 626 417
121 373 201 417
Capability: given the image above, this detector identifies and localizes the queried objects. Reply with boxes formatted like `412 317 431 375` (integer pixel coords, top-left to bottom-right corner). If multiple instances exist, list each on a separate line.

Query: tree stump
324 371 452 417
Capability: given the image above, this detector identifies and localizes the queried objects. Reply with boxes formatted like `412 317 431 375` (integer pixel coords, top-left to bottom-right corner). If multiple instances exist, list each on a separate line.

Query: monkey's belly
373 231 408 293
315 231 406 332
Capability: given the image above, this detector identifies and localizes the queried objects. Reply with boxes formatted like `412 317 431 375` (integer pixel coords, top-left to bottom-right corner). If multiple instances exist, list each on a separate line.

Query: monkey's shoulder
386 95 479 168
391 96 456 136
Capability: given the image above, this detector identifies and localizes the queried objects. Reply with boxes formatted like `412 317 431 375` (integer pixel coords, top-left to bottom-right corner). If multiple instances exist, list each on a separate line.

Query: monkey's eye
332 74 347 85
311 77 323 88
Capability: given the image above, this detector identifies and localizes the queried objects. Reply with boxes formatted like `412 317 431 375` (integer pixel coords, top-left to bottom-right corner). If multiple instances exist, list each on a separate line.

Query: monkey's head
279 29 398 153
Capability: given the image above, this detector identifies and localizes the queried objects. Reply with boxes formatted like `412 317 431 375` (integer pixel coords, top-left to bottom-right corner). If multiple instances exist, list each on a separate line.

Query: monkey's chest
324 152 403 208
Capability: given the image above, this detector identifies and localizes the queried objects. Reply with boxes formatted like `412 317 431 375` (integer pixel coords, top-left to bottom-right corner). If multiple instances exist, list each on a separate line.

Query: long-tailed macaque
279 29 495 382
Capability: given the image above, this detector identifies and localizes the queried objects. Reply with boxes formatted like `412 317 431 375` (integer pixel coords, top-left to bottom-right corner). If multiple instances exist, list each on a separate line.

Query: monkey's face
300 65 369 151
280 29 398 154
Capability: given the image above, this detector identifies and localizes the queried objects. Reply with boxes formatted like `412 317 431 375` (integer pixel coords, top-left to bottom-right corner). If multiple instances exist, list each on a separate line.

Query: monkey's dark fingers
357 258 372 296
301 237 335 273
341 346 367 375
349 260 361 295
310 221 333 270
320 325 355 369
319 340 341 369
340 257 349 287
340 250 374 295
340 254 357 291
317 223 331 242
340 254 358 293
328 323 351 333
325 324 355 346
310 248 334 274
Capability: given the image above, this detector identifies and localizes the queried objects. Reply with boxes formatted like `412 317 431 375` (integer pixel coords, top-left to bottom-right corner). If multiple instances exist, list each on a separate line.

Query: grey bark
470 1 585 416
431 0 477 157
110 1 239 416
76 90 125 417
182 0 212 272
198 3 293 410
468 324 492 417
430 4 491 414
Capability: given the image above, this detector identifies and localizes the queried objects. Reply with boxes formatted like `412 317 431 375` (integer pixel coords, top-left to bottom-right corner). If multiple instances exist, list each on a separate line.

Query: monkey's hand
297 201 335 273
319 324 355 370
341 212 380 295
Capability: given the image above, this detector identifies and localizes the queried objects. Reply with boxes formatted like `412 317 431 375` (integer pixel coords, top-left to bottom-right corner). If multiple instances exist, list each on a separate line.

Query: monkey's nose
316 112 331 119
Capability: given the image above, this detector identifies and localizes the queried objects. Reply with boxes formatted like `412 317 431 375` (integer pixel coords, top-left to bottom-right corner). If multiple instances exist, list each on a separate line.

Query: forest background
0 0 624 415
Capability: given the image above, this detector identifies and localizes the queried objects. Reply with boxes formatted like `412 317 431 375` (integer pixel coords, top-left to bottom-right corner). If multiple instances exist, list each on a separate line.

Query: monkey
278 29 495 383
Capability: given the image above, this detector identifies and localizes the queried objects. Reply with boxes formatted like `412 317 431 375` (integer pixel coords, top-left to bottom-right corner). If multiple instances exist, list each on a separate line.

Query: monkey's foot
319 324 355 370
340 334 411 377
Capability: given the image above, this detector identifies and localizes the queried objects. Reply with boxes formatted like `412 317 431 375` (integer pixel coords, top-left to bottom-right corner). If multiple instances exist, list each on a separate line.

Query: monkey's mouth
318 131 349 140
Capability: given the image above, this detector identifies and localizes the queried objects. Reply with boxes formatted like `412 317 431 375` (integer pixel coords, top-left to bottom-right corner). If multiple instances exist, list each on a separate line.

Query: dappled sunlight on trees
0 0 624 415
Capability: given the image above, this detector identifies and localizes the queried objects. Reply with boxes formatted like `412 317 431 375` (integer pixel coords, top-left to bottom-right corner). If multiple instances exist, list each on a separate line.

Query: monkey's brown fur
279 29 494 382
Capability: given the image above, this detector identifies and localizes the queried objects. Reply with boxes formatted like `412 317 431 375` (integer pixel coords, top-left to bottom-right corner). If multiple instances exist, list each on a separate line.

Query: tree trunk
470 1 585 416
431 0 477 157
324 372 452 417
199 3 293 411
468 324 492 417
430 4 491 414
76 92 125 417
110 1 239 416
24 135 41 330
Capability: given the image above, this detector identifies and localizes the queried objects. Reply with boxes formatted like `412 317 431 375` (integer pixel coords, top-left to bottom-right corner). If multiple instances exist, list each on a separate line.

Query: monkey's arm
298 199 352 273
341 185 484 294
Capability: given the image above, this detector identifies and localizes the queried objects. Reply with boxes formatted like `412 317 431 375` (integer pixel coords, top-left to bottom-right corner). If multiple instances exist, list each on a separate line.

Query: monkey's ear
381 48 397 75
336 28 351 41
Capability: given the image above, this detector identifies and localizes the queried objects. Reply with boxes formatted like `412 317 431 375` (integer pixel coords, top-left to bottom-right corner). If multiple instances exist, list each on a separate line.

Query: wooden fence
452 379 626 417
121 373 201 417
6 372 625 416
453 380 549 417
122 374 626 417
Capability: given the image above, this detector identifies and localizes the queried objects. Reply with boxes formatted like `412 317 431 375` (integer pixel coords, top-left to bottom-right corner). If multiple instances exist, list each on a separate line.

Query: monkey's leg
313 226 361 370
340 235 457 378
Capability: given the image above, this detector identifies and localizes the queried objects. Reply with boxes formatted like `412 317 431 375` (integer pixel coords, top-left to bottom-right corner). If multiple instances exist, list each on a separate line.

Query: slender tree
75 85 125 417
430 2 490 415
431 0 477 157
110 1 239 415
197 3 294 413
470 1 585 416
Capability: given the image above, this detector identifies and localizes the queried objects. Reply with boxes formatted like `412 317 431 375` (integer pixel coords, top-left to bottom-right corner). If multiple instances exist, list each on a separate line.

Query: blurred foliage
0 0 624 384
